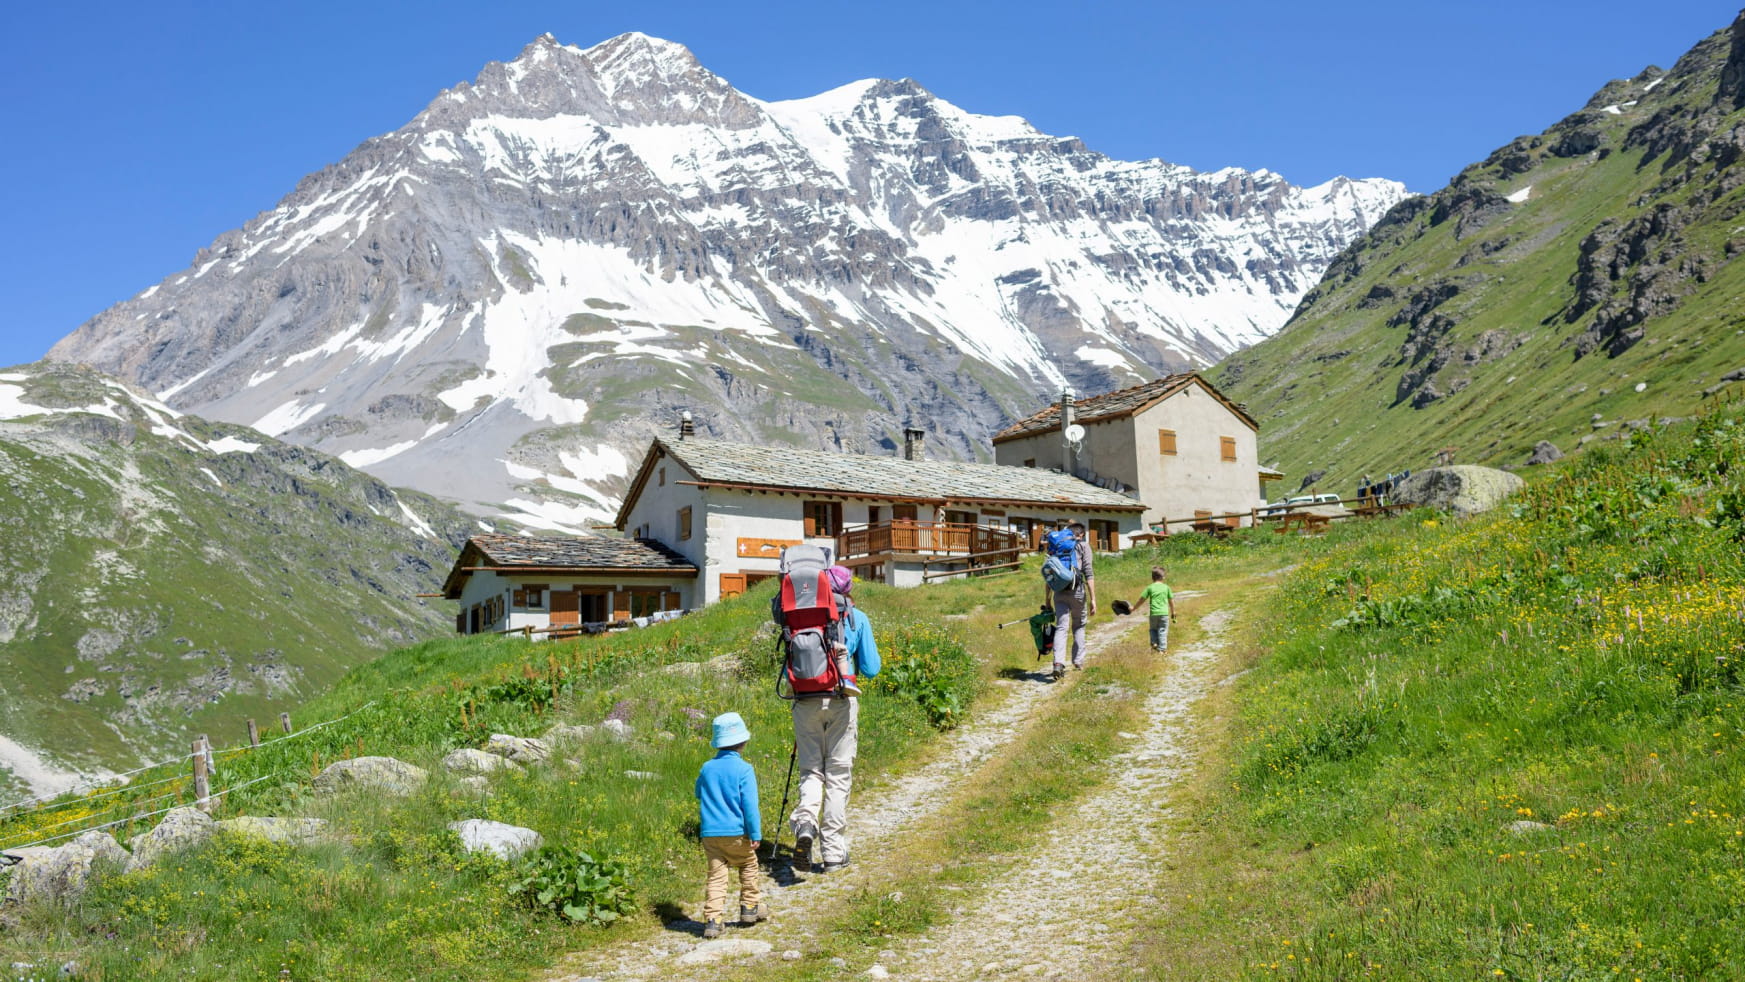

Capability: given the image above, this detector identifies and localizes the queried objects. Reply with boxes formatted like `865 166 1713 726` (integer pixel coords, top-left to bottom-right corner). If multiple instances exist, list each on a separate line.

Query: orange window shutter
612 592 631 621
1220 436 1237 461
803 515 817 536
512 588 525 607
664 590 680 611
1159 429 1177 455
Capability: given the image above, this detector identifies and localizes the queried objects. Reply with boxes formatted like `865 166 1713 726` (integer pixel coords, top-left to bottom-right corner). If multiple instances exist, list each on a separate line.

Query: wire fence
0 700 378 852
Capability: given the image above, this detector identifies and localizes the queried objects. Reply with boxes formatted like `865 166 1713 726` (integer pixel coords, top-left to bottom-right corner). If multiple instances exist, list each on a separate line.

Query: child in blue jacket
695 712 767 938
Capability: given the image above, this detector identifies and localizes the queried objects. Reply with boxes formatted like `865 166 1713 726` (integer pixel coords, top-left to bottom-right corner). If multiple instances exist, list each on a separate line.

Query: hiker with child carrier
771 545 880 874
1039 519 1096 679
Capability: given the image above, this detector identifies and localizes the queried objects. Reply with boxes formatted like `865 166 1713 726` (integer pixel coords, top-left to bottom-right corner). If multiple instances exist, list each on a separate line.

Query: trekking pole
995 616 1030 629
769 740 797 861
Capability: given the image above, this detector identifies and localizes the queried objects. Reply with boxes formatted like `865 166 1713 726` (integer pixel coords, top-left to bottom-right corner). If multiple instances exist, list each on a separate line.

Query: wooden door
550 589 580 626
720 573 747 599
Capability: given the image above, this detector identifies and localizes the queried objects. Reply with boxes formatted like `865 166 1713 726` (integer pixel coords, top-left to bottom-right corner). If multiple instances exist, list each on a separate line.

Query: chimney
1060 387 1076 476
903 427 926 460
678 410 694 440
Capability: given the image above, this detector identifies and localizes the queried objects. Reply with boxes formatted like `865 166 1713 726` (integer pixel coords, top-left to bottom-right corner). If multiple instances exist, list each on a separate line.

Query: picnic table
1190 520 1235 539
1273 512 1331 535
1351 502 1411 519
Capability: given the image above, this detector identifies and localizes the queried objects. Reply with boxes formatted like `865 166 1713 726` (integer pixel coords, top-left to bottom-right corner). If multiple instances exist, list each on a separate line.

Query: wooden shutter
678 506 692 540
612 591 632 622
549 589 580 626
1220 436 1237 462
1158 429 1177 455
455 612 466 633
720 573 747 598
664 590 680 611
803 514 818 536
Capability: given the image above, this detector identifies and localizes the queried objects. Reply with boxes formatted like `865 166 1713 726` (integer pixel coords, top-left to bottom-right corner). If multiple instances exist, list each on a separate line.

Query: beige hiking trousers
700 835 762 921
789 695 859 864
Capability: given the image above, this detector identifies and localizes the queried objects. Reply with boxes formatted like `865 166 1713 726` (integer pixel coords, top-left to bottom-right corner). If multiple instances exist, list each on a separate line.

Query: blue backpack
1041 529 1080 593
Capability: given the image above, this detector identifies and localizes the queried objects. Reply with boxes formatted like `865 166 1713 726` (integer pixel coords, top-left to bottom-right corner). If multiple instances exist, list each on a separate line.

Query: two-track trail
545 595 1239 982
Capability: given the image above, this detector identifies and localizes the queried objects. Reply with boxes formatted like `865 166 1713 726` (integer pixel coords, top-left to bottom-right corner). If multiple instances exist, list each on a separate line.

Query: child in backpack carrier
826 566 862 697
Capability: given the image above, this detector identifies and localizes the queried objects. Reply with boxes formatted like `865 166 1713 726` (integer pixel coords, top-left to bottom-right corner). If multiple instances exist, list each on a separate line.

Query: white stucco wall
453 570 696 637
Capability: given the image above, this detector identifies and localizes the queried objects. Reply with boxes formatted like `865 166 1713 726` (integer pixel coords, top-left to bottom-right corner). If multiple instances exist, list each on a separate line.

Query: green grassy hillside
1217 14 1745 494
0 362 472 784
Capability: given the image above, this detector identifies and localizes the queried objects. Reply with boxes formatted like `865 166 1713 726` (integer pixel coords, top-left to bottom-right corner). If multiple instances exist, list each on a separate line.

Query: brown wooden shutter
678 506 692 540
1158 429 1177 455
455 612 466 633
1220 436 1237 462
664 590 680 611
549 589 580 626
803 514 817 536
612 591 632 622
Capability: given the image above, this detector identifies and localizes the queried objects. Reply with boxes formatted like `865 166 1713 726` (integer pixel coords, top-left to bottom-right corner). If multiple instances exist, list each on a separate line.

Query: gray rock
867 966 890 979
443 747 523 774
126 806 216 871
1525 440 1564 466
624 770 659 781
782 950 803 961
1507 820 1553 834
447 819 543 860
542 723 595 745
481 733 551 763
454 775 493 796
600 719 634 741
674 938 774 965
4 831 129 906
831 958 849 968
312 756 427 796
1393 466 1525 518
216 816 329 846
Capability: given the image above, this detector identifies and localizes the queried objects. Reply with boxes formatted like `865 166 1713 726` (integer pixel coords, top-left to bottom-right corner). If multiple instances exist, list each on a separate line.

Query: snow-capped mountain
48 33 1409 531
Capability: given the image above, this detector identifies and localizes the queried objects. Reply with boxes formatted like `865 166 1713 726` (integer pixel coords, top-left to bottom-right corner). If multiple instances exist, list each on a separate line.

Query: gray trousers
1052 591 1086 667
790 695 858 864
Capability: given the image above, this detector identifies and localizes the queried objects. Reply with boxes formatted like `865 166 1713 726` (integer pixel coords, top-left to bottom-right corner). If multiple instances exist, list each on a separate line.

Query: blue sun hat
711 712 752 749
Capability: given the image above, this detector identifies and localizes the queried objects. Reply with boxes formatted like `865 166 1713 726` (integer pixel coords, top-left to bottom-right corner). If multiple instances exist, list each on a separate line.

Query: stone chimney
903 427 926 460
679 410 695 440
1060 387 1076 476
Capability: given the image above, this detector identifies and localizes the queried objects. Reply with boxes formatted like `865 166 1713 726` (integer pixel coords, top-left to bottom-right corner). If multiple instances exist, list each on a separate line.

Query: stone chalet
614 435 1146 604
993 373 1278 529
443 533 698 637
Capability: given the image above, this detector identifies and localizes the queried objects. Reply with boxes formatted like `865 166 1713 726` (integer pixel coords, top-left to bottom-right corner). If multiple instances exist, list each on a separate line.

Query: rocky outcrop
443 747 524 774
4 831 129 906
1394 466 1526 517
1526 441 1564 465
481 734 551 764
216 816 329 845
312 756 427 796
126 807 216 871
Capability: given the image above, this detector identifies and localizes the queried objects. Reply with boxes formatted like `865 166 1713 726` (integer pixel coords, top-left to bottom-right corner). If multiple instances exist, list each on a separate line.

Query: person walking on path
1040 520 1097 677
790 565 881 874
1134 566 1176 652
695 712 768 938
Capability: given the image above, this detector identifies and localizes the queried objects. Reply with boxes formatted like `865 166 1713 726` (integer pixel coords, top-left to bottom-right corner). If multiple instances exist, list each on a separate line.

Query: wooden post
280 712 293 734
247 718 260 748
192 739 211 812
200 734 216 776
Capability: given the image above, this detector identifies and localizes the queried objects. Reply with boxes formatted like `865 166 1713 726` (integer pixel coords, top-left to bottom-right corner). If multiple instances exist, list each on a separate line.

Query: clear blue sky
1 0 1733 368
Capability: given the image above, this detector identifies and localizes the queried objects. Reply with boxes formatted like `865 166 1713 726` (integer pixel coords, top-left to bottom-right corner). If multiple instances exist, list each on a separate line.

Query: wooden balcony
837 521 1023 577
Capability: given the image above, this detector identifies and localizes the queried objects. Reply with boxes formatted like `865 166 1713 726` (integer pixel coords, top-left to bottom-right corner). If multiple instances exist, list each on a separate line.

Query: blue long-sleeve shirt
695 750 761 840
843 606 880 679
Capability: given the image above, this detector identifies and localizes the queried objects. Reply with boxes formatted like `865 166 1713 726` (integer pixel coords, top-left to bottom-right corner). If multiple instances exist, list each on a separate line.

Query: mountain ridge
48 32 1407 531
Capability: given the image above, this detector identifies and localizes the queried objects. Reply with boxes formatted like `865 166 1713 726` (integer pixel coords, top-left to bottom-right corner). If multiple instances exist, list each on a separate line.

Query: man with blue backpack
1039 519 1097 680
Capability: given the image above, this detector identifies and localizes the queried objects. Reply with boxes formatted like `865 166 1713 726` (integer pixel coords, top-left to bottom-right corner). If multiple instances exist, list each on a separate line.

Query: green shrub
509 847 637 926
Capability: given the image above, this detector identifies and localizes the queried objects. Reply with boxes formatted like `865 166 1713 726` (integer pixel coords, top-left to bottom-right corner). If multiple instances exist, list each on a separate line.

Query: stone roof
621 438 1143 524
992 373 1256 442
442 533 696 598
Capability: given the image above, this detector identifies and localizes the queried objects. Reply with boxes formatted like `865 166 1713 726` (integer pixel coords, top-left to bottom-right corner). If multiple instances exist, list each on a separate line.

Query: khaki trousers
700 836 761 921
789 695 859 864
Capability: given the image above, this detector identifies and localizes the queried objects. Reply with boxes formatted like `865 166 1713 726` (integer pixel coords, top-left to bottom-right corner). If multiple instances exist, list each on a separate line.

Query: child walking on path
1135 566 1176 652
695 712 769 938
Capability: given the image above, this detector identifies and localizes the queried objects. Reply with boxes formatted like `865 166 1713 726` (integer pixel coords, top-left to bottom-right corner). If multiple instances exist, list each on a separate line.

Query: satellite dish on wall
1064 424 1086 447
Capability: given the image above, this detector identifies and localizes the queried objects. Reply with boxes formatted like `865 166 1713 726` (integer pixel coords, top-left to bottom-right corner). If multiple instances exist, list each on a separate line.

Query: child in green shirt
1135 566 1176 652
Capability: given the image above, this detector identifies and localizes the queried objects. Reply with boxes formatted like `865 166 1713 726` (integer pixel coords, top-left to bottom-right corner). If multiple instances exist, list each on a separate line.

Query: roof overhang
677 479 1146 512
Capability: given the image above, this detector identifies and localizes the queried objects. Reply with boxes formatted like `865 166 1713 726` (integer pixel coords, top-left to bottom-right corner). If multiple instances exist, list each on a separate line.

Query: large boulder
4 830 129 905
216 816 330 846
1526 440 1564 466
1394 465 1526 517
127 806 216 871
312 756 427 796
442 748 523 775
541 723 595 746
447 819 542 860
481 734 551 764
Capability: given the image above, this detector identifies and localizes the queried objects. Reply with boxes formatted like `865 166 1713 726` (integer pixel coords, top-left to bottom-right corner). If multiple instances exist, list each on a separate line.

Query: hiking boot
838 678 863 697
819 859 851 874
702 919 724 939
1050 663 1066 681
740 903 770 924
792 832 814 869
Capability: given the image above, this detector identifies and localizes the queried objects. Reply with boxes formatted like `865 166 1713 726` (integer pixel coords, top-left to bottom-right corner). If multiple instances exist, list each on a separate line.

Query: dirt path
545 600 1228 981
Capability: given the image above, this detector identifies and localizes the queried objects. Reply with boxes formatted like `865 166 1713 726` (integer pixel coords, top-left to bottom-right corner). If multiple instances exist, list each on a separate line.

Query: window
678 506 692 541
519 584 547 610
1220 436 1237 462
1158 429 1178 455
867 505 881 526
803 500 842 537
625 589 668 618
1024 458 1036 468
1089 519 1118 551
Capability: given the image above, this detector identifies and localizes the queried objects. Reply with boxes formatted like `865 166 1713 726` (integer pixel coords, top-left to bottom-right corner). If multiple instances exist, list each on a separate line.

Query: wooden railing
837 521 1022 562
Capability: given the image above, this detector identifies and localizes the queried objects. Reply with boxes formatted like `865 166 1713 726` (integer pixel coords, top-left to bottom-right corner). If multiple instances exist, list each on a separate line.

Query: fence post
247 719 260 748
200 734 216 776
192 739 211 813
280 712 293 734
